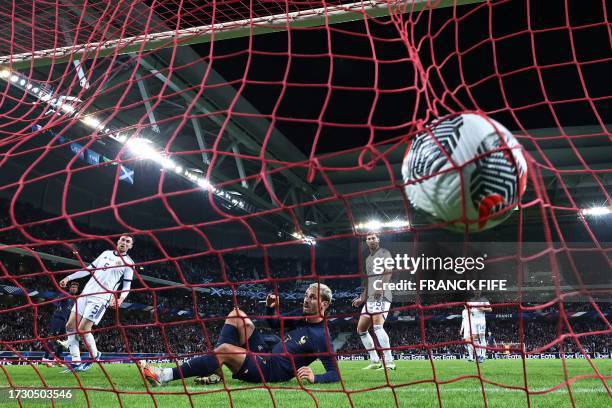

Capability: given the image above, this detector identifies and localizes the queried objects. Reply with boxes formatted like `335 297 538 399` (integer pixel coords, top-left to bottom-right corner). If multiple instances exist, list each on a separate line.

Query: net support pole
135 71 161 134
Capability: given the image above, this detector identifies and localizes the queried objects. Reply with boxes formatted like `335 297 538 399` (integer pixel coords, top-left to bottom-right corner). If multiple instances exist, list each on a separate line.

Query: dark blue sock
216 324 240 347
172 354 220 379
44 341 55 359
54 343 63 358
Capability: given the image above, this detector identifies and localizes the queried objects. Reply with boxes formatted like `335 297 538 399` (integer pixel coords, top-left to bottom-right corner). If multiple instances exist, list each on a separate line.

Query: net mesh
0 0 611 406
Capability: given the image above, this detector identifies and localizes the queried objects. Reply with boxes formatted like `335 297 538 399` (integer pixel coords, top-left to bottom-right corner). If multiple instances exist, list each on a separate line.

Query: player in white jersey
352 233 395 370
467 296 491 363
59 235 135 372
460 306 477 362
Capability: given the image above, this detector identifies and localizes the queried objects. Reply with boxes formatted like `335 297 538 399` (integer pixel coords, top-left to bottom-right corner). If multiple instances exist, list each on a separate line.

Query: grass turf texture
1 359 610 407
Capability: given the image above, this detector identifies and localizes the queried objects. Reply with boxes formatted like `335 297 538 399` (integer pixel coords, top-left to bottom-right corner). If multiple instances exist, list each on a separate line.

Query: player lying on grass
137 283 340 385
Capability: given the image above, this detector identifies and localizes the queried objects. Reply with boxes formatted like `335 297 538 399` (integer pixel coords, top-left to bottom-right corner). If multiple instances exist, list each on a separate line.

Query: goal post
0 0 484 70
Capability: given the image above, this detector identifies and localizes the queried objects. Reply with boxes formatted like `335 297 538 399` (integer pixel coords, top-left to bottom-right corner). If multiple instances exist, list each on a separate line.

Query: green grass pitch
1 359 610 407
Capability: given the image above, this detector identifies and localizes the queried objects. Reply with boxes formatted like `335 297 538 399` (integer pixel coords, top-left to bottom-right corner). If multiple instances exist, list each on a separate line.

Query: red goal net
0 0 610 406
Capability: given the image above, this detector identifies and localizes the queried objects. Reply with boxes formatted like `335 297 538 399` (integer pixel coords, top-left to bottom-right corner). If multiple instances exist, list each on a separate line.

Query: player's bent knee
227 308 247 318
226 310 253 331
226 309 249 323
244 319 254 330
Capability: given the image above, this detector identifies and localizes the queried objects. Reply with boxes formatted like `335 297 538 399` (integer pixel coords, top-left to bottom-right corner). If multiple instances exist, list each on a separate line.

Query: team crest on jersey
297 336 307 345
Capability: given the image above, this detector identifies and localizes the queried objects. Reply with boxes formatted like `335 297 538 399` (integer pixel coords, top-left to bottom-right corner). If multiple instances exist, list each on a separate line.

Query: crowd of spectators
1 198 610 358
0 307 215 355
1 293 610 357
0 200 352 287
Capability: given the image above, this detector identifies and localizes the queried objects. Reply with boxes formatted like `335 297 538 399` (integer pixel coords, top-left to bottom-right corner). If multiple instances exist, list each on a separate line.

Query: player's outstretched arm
60 270 90 287
60 257 103 286
301 335 340 384
308 354 340 384
60 251 107 286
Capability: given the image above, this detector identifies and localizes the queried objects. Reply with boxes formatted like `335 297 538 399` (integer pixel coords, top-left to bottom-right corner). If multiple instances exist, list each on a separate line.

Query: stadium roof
0 0 610 246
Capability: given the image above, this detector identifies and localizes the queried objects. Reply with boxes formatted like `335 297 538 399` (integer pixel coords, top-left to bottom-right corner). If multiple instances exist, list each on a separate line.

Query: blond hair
308 283 333 304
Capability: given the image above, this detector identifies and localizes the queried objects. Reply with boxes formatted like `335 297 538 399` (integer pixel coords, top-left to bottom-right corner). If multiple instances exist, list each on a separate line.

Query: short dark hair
120 234 135 244
69 281 79 287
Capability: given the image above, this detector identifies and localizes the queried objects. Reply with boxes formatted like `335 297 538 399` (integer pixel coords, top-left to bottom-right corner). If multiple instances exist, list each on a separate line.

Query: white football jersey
365 247 394 301
81 250 134 301
468 299 490 323
462 308 469 323
461 309 471 331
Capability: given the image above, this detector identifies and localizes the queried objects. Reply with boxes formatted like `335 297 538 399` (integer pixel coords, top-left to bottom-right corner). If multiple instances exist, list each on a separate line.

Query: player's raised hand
59 278 69 288
266 294 278 308
351 296 364 307
297 366 315 383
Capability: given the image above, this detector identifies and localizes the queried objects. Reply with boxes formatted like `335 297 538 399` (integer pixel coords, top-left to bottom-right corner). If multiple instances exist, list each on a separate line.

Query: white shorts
361 300 391 320
72 296 108 325
462 323 470 339
463 322 479 338
464 321 486 338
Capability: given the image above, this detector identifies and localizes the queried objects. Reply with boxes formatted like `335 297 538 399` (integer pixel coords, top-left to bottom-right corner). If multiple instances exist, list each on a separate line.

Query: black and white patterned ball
401 113 528 232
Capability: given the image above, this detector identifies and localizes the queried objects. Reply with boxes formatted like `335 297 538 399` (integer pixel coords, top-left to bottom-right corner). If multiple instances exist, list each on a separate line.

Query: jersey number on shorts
89 304 103 319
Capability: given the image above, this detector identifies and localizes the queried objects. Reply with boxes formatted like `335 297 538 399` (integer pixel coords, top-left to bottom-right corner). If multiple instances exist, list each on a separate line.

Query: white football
401 113 528 232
